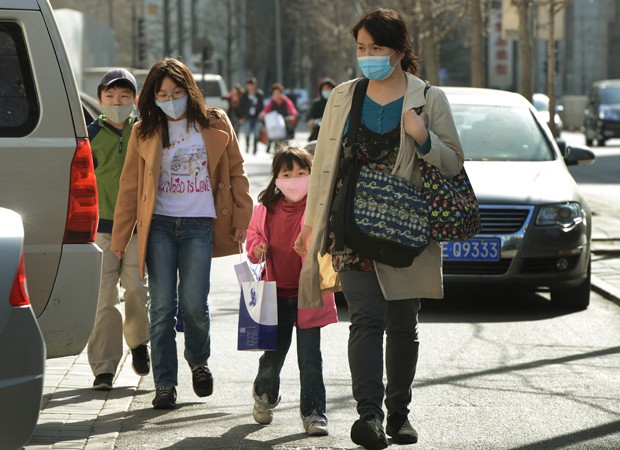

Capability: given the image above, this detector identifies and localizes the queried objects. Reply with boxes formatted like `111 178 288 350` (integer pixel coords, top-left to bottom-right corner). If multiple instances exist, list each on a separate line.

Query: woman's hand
253 242 268 260
232 228 247 243
403 108 429 145
114 250 125 260
294 225 312 257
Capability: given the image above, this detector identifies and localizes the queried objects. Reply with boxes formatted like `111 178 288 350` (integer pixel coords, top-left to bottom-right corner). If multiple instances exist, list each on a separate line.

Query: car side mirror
563 143 595 166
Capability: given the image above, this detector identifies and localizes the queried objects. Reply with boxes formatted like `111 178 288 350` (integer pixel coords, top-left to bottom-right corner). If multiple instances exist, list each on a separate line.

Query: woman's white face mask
156 95 188 120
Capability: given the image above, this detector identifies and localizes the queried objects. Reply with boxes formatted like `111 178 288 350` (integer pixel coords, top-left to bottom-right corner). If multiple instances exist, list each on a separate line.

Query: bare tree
513 0 534 100
543 0 569 137
469 0 487 87
412 0 467 85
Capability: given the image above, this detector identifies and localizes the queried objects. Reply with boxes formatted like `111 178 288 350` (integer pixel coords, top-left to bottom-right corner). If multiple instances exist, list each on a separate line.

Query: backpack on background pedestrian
111 57 253 410
306 77 337 141
239 77 265 155
87 68 150 392
245 146 338 436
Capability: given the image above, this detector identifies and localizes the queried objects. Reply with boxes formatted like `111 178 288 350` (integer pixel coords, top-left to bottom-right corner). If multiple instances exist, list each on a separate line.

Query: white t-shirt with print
154 119 217 218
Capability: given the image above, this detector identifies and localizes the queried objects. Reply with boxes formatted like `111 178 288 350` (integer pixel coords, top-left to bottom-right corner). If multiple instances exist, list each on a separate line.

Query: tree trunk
517 0 533 101
420 0 440 85
547 0 557 137
470 0 486 87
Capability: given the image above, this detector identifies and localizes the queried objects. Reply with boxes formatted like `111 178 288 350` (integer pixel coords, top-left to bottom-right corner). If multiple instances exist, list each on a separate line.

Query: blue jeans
339 270 421 421
253 298 326 419
243 116 260 154
146 215 213 388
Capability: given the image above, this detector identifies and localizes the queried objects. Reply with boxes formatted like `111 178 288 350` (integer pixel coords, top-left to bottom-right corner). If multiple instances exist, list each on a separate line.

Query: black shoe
92 373 114 391
350 416 388 450
152 386 177 409
386 414 418 444
191 364 213 397
131 344 150 375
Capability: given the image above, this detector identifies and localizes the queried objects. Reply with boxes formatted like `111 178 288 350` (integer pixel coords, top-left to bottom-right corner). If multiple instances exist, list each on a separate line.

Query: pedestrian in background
246 146 337 436
260 82 298 153
306 77 336 141
294 6 464 449
87 68 150 392
239 77 265 155
225 82 244 135
112 57 253 410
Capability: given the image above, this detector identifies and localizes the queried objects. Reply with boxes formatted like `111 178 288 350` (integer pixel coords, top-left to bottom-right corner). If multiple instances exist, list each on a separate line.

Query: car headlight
536 202 584 230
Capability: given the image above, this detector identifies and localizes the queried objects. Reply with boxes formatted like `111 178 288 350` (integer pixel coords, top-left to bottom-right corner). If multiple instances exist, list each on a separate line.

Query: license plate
442 238 501 261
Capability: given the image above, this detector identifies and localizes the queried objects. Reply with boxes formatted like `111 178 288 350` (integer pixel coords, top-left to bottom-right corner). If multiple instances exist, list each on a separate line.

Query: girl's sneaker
252 392 280 425
302 411 329 436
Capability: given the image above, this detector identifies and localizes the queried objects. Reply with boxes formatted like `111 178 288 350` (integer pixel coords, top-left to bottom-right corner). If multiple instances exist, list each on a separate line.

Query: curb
591 275 620 307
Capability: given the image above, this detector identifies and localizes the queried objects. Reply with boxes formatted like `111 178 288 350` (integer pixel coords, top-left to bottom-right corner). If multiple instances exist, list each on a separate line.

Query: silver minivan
0 0 102 358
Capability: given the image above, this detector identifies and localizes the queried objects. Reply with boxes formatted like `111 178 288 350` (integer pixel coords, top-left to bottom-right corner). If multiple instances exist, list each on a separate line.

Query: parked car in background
0 0 102 358
584 79 620 147
193 72 228 110
80 90 102 125
533 93 563 137
442 87 595 310
0 207 45 450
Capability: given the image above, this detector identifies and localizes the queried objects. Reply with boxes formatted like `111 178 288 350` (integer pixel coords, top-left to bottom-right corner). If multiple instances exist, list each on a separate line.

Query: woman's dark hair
258 145 313 210
271 82 284 94
351 6 420 76
137 57 223 146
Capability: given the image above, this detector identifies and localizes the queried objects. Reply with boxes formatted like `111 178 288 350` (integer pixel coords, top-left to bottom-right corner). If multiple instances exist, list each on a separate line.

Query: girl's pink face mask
275 175 310 202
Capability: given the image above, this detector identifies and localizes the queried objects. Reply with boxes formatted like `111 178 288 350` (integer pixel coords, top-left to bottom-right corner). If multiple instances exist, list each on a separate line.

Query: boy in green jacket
87 68 150 391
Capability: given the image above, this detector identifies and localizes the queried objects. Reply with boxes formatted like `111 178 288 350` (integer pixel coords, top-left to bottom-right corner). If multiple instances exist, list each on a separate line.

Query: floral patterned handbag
418 81 480 242
419 160 480 242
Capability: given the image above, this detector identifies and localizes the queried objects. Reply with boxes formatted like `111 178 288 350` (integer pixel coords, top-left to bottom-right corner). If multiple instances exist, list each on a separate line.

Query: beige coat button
218 183 225 189
221 208 229 215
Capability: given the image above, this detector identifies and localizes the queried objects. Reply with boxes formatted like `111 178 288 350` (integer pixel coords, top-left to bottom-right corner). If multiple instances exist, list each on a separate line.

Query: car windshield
451 104 554 162
600 87 620 104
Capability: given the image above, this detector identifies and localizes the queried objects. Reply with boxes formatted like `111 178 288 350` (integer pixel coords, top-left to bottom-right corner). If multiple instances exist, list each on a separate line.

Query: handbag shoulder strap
343 77 369 159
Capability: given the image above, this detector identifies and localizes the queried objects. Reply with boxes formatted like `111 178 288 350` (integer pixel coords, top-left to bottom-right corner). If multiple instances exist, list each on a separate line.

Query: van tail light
63 138 98 244
9 252 30 307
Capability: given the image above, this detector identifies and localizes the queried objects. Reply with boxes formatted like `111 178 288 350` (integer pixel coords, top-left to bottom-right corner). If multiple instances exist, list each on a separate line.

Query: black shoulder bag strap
343 77 369 159
332 77 369 251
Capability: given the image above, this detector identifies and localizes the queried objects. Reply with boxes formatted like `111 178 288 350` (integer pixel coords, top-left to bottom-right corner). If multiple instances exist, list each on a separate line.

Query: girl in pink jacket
245 146 337 436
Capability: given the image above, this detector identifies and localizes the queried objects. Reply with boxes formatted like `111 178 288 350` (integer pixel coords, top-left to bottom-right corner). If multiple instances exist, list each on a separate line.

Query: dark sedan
441 87 595 310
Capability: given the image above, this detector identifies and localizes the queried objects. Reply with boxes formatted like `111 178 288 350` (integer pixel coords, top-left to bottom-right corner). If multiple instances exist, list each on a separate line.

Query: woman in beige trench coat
294 7 463 450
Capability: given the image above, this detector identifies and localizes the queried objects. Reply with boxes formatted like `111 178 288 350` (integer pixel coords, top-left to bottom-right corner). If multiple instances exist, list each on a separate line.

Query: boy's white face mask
101 103 134 124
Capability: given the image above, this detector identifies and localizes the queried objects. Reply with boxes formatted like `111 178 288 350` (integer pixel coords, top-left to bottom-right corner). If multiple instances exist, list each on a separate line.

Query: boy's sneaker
152 386 177 409
252 392 280 425
191 364 214 397
386 413 418 444
131 344 150 376
302 411 329 436
350 415 388 450
92 373 114 391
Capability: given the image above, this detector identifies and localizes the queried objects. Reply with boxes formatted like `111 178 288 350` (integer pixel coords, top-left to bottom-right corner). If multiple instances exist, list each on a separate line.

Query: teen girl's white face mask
156 95 188 120
275 175 310 202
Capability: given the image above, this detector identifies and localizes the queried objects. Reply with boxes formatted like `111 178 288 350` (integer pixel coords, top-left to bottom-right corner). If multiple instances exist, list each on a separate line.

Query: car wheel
550 260 591 310
585 136 593 146
598 137 606 147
